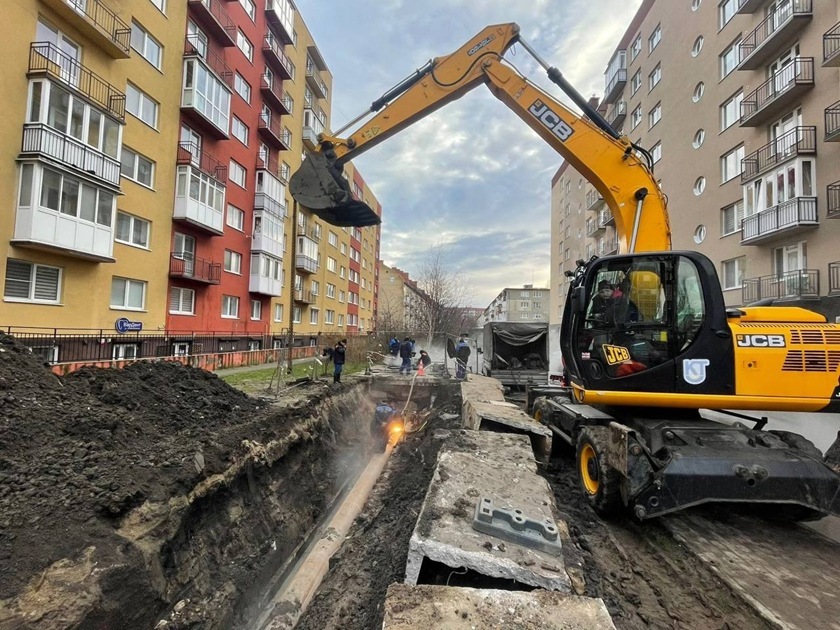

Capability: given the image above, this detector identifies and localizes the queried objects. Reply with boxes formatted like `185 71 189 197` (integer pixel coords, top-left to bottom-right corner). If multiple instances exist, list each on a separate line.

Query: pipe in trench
251 442 397 629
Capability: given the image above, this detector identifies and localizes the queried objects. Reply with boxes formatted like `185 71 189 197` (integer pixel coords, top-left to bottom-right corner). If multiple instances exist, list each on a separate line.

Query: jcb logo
736 334 786 348
467 35 495 56
603 344 630 365
529 100 574 141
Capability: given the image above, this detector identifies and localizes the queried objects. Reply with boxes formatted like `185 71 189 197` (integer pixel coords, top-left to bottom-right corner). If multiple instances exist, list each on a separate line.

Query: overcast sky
294 0 643 307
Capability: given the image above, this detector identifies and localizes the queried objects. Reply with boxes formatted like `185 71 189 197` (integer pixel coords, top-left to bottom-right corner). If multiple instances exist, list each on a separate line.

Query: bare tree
415 244 473 346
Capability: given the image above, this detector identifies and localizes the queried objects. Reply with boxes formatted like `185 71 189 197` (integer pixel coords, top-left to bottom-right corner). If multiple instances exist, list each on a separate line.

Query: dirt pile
0 333 271 600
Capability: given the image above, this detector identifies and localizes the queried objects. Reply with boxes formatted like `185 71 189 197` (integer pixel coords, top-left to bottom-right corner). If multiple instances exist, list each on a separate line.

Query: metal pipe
629 189 648 254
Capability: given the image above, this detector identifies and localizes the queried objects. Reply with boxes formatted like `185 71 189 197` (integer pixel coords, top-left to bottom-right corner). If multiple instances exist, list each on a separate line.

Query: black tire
769 430 823 460
576 428 624 517
532 398 553 426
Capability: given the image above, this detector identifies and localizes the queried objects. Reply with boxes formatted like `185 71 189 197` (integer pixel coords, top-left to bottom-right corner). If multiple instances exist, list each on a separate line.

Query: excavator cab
561 251 735 401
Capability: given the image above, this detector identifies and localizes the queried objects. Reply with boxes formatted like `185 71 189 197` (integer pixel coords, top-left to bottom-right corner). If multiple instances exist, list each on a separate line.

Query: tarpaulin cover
489 323 548 347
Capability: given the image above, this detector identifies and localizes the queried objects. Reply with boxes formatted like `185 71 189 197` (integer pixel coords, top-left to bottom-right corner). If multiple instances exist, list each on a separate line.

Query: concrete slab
437 430 539 474
664 513 840 630
382 584 616 629
460 374 506 403
405 450 571 592
466 400 552 437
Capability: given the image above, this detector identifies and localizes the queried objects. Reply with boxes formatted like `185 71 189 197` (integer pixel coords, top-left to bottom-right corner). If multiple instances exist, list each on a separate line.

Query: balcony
258 114 291 150
21 123 121 188
603 238 619 255
263 34 294 80
169 253 221 284
828 182 840 219
173 163 226 235
825 101 840 142
742 269 820 303
606 100 626 130
598 208 614 228
298 223 321 242
737 0 765 13
829 262 840 295
603 68 626 105
825 22 840 67
737 0 812 70
305 61 328 99
176 142 227 183
256 151 286 182
28 42 125 120
741 197 818 245
295 254 317 274
182 39 233 139
250 274 282 297
294 289 316 303
187 0 236 47
265 0 295 45
251 211 284 257
586 190 604 211
40 0 130 58
740 58 814 127
261 73 292 115
585 221 598 237
302 108 325 150
741 126 816 182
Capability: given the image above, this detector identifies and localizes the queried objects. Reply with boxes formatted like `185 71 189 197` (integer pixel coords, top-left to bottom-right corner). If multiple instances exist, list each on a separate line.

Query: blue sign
115 317 143 334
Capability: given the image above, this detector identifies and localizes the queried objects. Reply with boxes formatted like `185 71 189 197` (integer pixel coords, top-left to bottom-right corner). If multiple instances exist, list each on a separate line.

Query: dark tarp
490 323 548 347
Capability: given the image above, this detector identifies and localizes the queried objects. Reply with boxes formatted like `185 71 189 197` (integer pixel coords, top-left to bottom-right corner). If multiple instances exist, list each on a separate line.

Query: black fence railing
169 253 222 284
825 100 840 141
184 35 233 87
28 42 126 120
742 269 820 303
828 182 840 219
739 0 812 62
64 0 131 53
741 126 816 182
176 141 228 183
741 197 817 242
740 58 814 122
824 21 840 64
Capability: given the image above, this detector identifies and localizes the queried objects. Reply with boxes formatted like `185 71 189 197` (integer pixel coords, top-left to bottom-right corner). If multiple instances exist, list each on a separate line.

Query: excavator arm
290 22 670 253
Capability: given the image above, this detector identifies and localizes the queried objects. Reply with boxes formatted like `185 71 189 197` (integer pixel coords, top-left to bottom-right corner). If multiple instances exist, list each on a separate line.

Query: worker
589 280 639 326
371 401 397 451
399 337 414 374
388 336 400 356
417 350 431 369
333 339 347 383
455 335 470 380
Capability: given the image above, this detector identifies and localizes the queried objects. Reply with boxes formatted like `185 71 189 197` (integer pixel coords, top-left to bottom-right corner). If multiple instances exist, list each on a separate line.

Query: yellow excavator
290 23 840 519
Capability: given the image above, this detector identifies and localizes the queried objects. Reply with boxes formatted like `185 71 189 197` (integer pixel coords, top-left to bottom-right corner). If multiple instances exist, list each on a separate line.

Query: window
183 58 230 133
721 145 745 182
112 344 139 361
130 22 162 69
693 176 706 196
30 167 114 227
691 36 704 57
310 309 319 325
325 309 335 324
720 38 741 78
274 303 283 322
236 30 253 61
692 82 705 103
227 204 244 231
631 105 642 129
693 129 705 149
292 306 301 323
719 0 738 29
126 83 158 128
328 231 338 246
120 147 154 187
631 69 641 95
4 259 61 303
234 73 251 103
648 24 661 53
339 266 346 279
327 256 337 272
224 250 242 274
648 102 661 129
720 90 743 131
222 295 240 318
648 63 661 91
692 0 701 10
631 34 642 60
169 287 195 314
338 314 344 327
338 290 345 303
229 160 246 187
251 299 262 320
115 212 150 248
231 116 248 145
651 141 662 164
721 200 744 236
326 283 335 298
110 277 146 310
722 257 745 290
150 0 166 12
239 0 256 20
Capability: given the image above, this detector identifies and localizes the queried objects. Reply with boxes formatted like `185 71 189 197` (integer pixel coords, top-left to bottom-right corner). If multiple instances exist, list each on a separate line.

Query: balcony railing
263 34 294 80
41 0 130 57
825 21 840 67
256 151 286 181
294 289 315 303
21 123 121 187
828 182 840 219
598 208 613 228
586 190 604 210
169 253 222 284
825 101 840 142
741 197 818 245
176 142 227 183
738 0 812 70
184 35 233 87
28 42 125 120
742 269 819 303
305 63 328 99
741 126 816 182
604 68 627 104
740 58 814 127
606 100 626 129
829 262 840 295
265 0 295 45
258 114 291 149
186 0 236 47
295 255 317 274
261 73 291 115
603 238 619 255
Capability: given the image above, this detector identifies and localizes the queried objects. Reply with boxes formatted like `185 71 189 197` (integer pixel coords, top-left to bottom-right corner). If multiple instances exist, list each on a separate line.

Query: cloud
294 0 642 305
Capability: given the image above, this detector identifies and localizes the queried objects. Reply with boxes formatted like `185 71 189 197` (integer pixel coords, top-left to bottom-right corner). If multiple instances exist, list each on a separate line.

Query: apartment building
1 0 381 360
377 262 427 332
551 0 840 327
482 285 550 324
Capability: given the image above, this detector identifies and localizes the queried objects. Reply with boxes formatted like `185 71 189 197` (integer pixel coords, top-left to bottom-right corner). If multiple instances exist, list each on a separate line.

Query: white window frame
720 90 743 131
648 63 661 91
120 147 155 188
110 277 146 311
630 34 642 60
234 72 251 103
169 287 195 315
251 299 262 320
648 102 661 129
722 257 745 290
150 0 166 13
720 37 741 79
239 0 256 20
292 306 301 323
273 303 283 322
226 204 244 231
631 69 641 95
126 83 158 128
224 249 242 274
721 200 744 236
236 30 253 61
631 105 642 129
651 141 662 164
4 259 62 303
130 21 163 70
719 0 738 29
229 160 246 187
310 308 319 325
721 144 745 183
648 24 661 53
222 295 240 318
115 211 150 248
231 116 248 146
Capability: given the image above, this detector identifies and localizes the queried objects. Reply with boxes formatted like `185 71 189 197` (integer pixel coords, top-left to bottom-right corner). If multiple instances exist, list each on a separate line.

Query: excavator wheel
532 398 553 426
576 428 624 517
768 430 823 461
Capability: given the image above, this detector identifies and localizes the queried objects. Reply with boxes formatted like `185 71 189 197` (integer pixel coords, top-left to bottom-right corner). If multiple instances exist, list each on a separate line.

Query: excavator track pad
290 153 381 227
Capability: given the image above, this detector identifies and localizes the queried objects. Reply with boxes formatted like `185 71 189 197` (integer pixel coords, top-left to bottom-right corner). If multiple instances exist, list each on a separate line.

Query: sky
293 0 643 307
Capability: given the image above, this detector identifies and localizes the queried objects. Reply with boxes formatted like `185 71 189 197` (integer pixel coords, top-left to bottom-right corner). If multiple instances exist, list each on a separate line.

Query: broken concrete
382 584 616 629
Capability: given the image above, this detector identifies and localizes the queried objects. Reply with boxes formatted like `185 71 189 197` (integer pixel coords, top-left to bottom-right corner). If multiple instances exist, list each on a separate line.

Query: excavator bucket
289 153 382 227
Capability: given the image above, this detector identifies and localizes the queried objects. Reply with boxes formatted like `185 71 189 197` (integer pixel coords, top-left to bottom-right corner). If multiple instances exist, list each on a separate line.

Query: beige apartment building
551 0 840 328
376 262 427 332
481 285 550 324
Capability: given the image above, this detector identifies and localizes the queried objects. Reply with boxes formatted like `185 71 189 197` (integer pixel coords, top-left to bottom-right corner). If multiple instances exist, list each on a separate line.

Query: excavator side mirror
571 286 587 314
